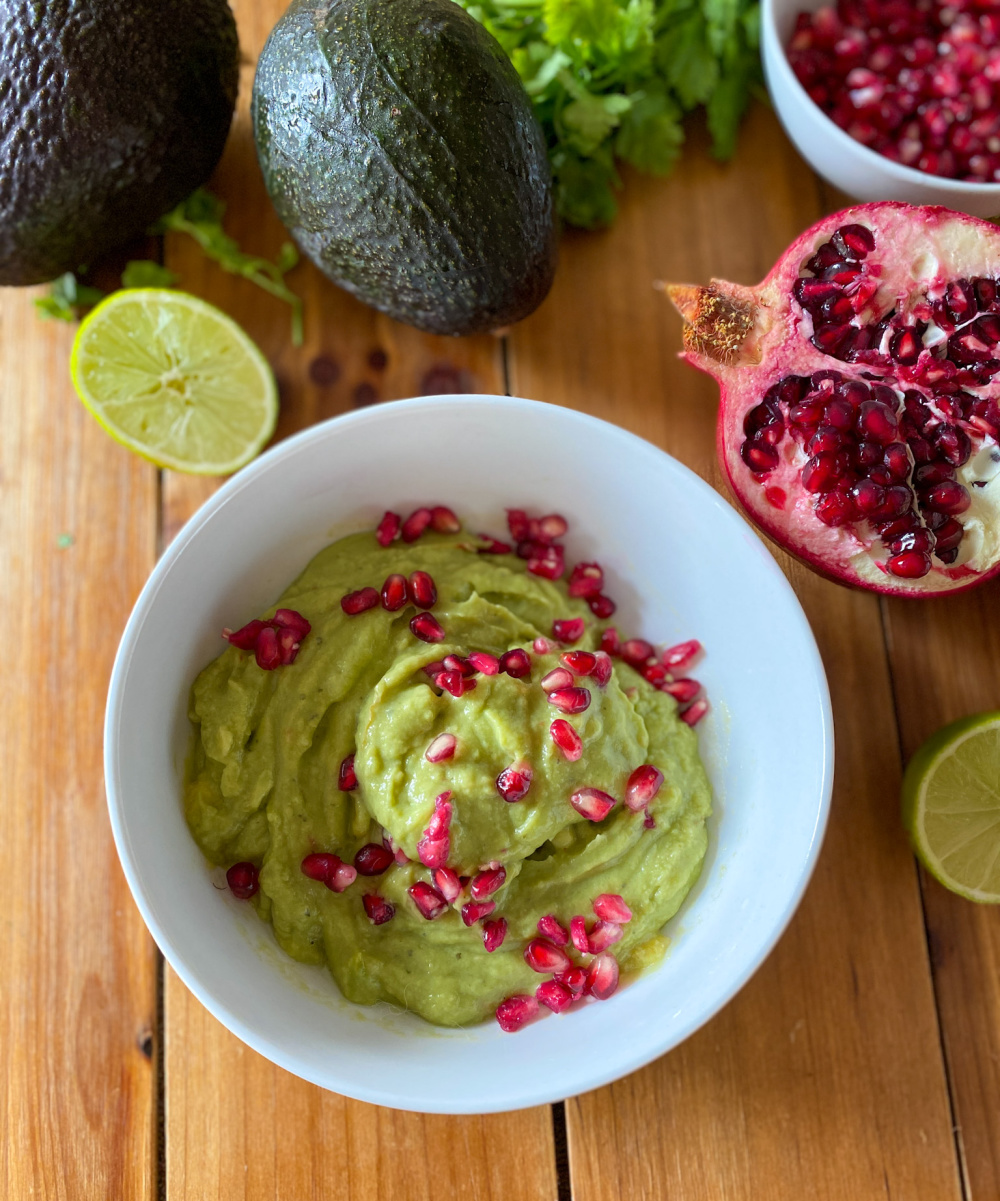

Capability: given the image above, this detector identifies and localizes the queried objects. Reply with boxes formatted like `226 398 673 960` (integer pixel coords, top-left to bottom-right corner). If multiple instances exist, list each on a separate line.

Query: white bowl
763 0 1000 217
105 395 833 1114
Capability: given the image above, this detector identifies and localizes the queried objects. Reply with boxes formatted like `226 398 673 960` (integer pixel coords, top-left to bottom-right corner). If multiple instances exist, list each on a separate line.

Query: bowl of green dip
105 394 833 1113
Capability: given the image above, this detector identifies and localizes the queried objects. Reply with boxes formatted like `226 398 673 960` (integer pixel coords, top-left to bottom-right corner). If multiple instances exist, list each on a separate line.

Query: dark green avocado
0 0 239 286
252 0 556 336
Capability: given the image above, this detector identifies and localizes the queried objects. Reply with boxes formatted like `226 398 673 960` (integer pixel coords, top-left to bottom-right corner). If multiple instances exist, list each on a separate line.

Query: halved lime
902 711 1000 903
70 289 277 474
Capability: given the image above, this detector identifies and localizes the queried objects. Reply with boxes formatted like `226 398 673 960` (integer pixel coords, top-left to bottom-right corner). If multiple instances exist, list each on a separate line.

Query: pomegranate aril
553 617 585 644
567 562 604 598
471 866 506 899
496 764 532 803
599 627 621 656
425 732 457 762
934 424 972 467
461 899 496 926
442 653 474 677
924 480 971 515
409 881 448 919
562 650 597 676
527 544 565 580
536 980 573 1013
586 953 620 1001
538 915 570 945
933 517 964 553
621 639 654 667
341 587 379 615
538 513 568 541
375 511 401 547
381 573 408 611
808 426 846 456
329 861 357 892
434 669 465 698
593 893 632 923
255 626 282 670
741 438 780 474
547 686 591 714
483 917 507 952
524 937 572 974
890 328 921 364
401 508 433 542
587 920 623 953
664 678 700 704
496 994 538 1032
224 618 266 650
625 764 663 812
499 648 531 678
339 754 358 791
506 509 531 541
833 223 875 258
354 843 394 875
592 651 613 687
588 594 617 618
363 894 395 925
558 966 588 994
550 718 583 761
410 612 445 642
802 452 845 493
533 637 554 654
884 443 911 480
432 866 462 903
429 505 461 534
887 550 932 578
815 491 856 526
857 399 899 444
478 534 512 554
467 651 500 675
226 862 259 899
680 699 709 726
570 915 589 954
570 787 616 821
662 639 701 671
302 852 339 883
406 571 437 609
540 667 574 692
888 529 935 555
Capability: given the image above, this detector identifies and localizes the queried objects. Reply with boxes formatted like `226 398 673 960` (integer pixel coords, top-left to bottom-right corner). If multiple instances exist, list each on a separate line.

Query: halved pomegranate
668 203 1000 596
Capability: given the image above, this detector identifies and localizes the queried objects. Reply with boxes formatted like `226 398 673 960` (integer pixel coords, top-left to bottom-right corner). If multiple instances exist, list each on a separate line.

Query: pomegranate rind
671 202 1000 597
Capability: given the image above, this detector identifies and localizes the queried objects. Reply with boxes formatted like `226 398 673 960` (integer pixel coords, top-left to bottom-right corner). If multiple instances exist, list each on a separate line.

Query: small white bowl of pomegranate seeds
105 395 832 1113
763 0 1000 216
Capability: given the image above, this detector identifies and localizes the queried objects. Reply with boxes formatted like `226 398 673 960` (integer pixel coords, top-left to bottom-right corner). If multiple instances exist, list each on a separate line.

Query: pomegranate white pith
669 202 1000 596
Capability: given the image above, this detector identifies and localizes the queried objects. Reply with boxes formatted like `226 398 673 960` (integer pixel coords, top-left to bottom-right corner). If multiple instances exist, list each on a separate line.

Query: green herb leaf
552 147 621 229
615 86 684 174
34 273 104 322
121 260 179 289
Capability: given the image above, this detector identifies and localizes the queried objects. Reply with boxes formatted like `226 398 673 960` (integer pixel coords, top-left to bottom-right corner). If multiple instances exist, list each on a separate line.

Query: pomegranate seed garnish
570 787 616 821
410 612 445 642
552 617 585 644
527 544 565 580
434 669 465 697
533 637 554 654
536 980 573 1013
422 659 446 678
425 732 457 762
586 953 620 1000
341 587 379 615
226 862 258 899
644 813 656 829
223 619 266 650
401 508 433 542
467 651 500 675
589 594 617 618
570 916 590 954
593 894 632 923
567 561 604 598
558 966 588 994
408 570 437 608
432 866 462 903
499 648 531 678
599 627 621 656
483 917 508 951
550 718 583 761
496 994 538 1032
537 914 570 945
381 573 408 611
538 513 568 541
664 678 700 704
496 764 533 802
273 608 310 640
680 699 709 726
540 667 574 692
471 866 506 899
561 650 597 676
255 626 282 670
301 852 339 883
461 899 496 925
524 938 572 974
587 920 623 953
625 765 663 812
353 843 394 875
375 511 401 547
621 639 654 667
338 754 358 791
329 861 357 892
662 640 702 671
643 663 668 686
478 534 512 554
395 847 410 865
430 506 461 534
506 509 532 541
442 653 474 675
409 881 447 920
362 894 395 925
547 686 591 714
592 651 613 687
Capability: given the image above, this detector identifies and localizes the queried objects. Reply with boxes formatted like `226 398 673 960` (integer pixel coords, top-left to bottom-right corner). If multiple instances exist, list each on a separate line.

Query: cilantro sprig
458 0 762 228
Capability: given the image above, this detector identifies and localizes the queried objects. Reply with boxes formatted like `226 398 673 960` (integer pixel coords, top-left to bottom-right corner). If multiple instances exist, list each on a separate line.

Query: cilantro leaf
34 273 104 322
615 86 684 174
121 260 179 289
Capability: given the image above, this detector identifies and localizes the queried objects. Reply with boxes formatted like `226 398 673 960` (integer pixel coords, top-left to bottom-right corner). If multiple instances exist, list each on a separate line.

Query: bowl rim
761 0 1000 196
104 393 835 1110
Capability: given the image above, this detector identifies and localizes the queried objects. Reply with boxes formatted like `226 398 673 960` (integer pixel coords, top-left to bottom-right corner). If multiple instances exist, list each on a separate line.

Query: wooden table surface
3 2 1000 1197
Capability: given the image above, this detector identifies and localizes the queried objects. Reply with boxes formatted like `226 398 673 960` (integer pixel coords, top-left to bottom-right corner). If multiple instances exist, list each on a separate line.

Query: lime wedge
902 711 1000 903
70 289 277 474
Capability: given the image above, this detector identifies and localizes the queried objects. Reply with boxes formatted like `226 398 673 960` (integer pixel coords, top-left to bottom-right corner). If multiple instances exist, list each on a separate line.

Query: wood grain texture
162 5 553 1199
0 291 158 1196
508 105 964 1200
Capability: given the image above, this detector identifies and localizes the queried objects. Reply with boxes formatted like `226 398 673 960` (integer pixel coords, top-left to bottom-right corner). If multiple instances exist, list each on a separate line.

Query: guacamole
185 528 712 1027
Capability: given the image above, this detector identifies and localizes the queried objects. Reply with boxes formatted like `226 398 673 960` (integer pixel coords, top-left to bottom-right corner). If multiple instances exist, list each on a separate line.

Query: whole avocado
252 0 556 336
0 0 239 286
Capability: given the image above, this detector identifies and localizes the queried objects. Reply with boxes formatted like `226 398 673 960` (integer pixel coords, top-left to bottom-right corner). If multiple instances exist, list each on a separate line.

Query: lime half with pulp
70 289 277 474
902 711 1000 903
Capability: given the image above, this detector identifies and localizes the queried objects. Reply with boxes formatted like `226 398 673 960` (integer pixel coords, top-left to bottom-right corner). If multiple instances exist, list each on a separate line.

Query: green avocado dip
184 524 712 1028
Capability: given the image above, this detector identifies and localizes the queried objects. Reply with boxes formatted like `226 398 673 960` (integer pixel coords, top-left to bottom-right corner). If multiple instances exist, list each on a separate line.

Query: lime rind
902 711 1000 904
70 289 278 475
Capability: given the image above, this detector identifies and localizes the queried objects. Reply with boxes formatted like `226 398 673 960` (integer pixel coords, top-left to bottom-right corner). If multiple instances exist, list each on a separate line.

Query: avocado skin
0 0 239 286
252 0 557 336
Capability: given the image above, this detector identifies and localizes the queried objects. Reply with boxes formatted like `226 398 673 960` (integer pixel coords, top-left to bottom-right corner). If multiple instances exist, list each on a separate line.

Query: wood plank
507 104 963 1200
0 290 158 1194
883 585 1000 1200
163 4 555 1197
